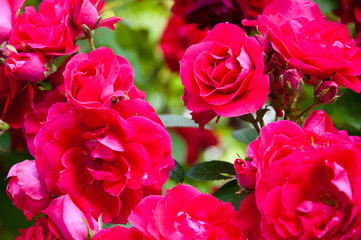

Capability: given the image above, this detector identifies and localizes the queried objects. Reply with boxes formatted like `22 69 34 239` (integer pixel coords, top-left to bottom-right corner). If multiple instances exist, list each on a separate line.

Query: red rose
33 99 173 223
128 184 247 239
6 160 52 220
253 144 361 239
180 23 269 127
244 0 361 92
8 0 79 55
63 47 145 110
5 52 48 82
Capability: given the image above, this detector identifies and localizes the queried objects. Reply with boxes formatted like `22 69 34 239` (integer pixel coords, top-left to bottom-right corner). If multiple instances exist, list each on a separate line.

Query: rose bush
128 184 247 239
180 22 269 127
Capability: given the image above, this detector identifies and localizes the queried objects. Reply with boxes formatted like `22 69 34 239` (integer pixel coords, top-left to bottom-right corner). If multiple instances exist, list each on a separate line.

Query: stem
296 102 318 120
240 114 261 134
88 36 96 51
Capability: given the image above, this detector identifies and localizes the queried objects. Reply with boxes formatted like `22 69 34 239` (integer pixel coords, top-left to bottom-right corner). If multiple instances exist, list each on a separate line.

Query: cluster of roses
177 0 361 238
2 0 180 239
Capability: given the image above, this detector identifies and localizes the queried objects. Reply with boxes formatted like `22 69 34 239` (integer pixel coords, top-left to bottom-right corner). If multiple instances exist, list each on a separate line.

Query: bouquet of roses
2 0 361 239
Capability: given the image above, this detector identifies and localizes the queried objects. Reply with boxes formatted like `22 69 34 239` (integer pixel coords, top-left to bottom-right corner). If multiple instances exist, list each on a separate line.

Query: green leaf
213 179 248 211
323 90 361 133
159 114 203 128
185 160 236 181
231 127 258 144
213 179 239 202
169 159 185 183
311 0 339 14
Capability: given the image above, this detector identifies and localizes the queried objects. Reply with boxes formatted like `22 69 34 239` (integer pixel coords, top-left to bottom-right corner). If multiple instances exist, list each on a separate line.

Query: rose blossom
92 226 132 240
5 52 48 82
234 158 257 189
6 160 52 220
16 217 59 240
0 0 24 44
243 0 361 93
128 184 247 239
43 194 98 240
63 47 145 110
180 23 269 128
34 99 173 223
250 144 361 239
247 110 361 179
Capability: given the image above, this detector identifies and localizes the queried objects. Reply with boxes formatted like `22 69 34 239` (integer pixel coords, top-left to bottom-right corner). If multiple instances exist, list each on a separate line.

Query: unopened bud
314 80 338 104
279 69 304 91
234 158 257 189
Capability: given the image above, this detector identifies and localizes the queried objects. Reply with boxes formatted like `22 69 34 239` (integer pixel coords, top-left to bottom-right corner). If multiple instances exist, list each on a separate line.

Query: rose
0 0 24 44
16 217 59 240
251 144 361 239
243 0 272 19
6 160 52 220
43 194 98 240
63 47 145 109
5 52 48 82
8 0 79 55
234 158 257 189
0 65 34 128
243 0 361 93
160 15 207 72
128 184 247 239
183 0 248 29
180 23 269 128
34 99 173 223
247 110 361 179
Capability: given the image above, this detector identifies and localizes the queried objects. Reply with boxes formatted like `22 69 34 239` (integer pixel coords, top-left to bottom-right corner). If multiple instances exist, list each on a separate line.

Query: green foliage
213 180 248 211
311 0 339 14
169 160 185 183
323 90 361 134
231 127 258 144
185 160 236 181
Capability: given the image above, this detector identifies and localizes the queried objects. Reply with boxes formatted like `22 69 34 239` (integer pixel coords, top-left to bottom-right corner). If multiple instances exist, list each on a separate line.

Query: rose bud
279 69 304 91
314 80 339 104
234 158 257 189
5 52 48 82
6 160 52 220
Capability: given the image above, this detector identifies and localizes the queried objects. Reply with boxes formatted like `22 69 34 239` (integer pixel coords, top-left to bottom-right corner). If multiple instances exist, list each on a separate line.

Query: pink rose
0 65 34 128
5 52 48 82
128 184 247 239
8 0 79 55
160 15 207 72
6 160 52 220
34 99 173 223
314 80 339 104
252 144 361 239
0 0 24 44
16 217 59 240
43 194 98 240
180 23 269 127
63 47 145 110
244 0 361 92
